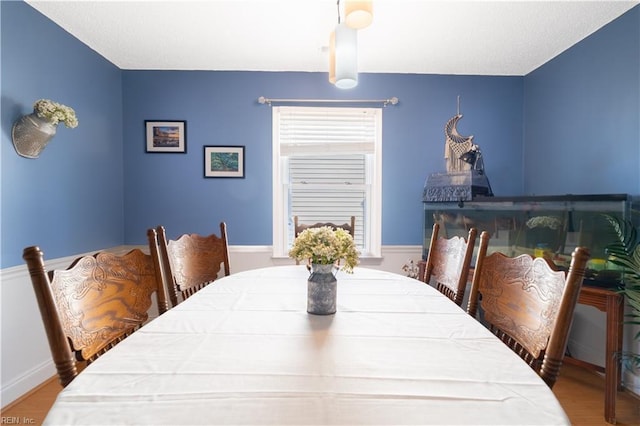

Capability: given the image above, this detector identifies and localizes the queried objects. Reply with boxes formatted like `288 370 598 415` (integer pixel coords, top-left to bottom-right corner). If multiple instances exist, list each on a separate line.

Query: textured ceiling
26 0 639 76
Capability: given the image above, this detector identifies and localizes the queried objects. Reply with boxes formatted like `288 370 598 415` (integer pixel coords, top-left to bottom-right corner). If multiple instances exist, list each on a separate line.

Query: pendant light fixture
334 23 357 88
344 0 373 30
329 0 364 89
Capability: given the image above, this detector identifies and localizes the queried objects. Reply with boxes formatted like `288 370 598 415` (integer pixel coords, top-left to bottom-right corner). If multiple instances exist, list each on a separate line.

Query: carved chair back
467 246 590 388
293 216 356 239
23 243 168 387
422 223 480 307
152 222 230 307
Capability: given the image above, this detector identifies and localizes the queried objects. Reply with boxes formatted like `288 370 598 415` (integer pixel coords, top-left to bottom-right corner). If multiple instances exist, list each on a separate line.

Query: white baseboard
1 360 56 408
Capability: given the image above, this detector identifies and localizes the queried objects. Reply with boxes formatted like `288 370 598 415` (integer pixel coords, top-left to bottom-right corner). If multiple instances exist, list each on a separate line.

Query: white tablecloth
44 266 570 425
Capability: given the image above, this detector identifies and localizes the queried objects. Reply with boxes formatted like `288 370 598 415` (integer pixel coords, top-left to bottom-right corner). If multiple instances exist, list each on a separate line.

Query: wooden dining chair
293 215 356 239
22 243 168 387
422 223 482 307
152 222 230 307
466 245 590 388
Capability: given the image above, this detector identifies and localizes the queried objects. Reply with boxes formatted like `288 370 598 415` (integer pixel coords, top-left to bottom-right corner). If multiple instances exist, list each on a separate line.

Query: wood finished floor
1 363 639 425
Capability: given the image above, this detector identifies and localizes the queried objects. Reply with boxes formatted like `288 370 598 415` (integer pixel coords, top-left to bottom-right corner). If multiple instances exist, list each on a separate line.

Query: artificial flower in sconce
33 99 78 128
12 99 79 159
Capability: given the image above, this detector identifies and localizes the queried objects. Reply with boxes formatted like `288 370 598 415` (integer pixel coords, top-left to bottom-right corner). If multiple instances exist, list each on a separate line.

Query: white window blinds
273 106 381 255
278 107 377 156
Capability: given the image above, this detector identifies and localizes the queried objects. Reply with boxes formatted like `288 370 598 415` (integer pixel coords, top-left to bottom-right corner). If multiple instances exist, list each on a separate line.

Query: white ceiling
26 0 639 76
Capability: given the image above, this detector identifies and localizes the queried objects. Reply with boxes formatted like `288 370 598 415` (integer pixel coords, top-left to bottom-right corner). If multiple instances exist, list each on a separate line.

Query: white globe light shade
345 0 373 29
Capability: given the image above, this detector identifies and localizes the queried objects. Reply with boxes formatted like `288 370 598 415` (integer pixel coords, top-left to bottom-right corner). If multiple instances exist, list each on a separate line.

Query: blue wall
524 6 640 195
1 2 124 268
1 2 638 268
122 71 523 246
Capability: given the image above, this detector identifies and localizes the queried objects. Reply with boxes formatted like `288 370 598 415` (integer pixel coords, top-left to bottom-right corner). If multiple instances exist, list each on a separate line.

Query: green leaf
603 214 640 360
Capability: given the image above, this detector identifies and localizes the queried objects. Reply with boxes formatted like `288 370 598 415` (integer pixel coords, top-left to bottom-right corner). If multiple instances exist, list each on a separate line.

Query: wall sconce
12 99 78 158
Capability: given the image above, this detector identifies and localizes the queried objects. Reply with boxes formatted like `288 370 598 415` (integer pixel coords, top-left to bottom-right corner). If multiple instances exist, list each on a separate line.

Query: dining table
43 265 571 425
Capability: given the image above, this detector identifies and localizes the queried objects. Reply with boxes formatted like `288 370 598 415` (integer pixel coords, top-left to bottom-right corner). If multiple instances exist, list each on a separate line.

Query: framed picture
204 145 245 178
145 120 186 153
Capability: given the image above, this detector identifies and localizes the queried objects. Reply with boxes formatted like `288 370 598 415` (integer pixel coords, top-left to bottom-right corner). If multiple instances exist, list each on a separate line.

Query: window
272 106 382 258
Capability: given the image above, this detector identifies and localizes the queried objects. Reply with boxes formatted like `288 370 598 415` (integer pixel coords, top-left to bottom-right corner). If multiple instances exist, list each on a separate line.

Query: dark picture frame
145 120 186 153
204 145 245 178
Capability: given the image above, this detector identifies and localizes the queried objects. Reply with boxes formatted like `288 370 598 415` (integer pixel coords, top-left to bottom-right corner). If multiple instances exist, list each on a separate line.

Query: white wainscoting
1 245 423 406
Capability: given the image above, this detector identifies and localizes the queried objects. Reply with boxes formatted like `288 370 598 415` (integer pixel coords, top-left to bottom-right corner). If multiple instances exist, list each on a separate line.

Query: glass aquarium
422 194 639 288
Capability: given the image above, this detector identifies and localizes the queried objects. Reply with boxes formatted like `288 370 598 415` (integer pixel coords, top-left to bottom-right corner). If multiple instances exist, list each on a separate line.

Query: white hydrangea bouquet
33 99 78 128
289 226 359 273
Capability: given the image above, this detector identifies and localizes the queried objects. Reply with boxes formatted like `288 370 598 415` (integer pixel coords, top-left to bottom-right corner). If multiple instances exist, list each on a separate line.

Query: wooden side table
564 286 624 424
